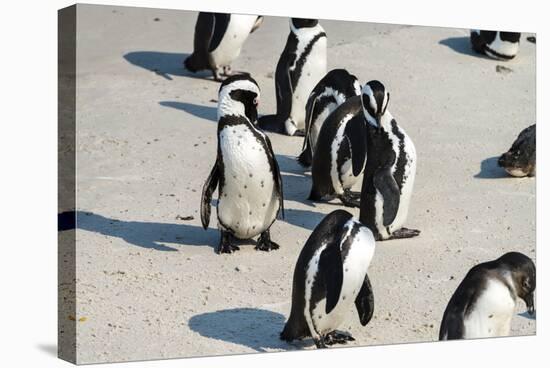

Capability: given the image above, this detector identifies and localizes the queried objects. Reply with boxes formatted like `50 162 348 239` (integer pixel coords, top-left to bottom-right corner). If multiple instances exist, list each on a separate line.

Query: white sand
63 4 536 364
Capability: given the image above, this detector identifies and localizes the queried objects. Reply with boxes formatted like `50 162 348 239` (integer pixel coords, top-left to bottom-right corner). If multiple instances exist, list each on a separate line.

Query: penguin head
218 74 261 124
361 80 390 129
499 252 536 315
290 18 319 30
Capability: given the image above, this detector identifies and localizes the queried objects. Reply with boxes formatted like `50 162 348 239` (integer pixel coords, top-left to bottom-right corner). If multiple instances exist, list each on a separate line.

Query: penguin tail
280 314 309 342
258 115 284 134
297 148 312 167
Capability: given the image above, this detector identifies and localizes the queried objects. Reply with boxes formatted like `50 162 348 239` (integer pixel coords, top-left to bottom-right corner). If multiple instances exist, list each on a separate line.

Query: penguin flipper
344 117 367 177
186 12 215 72
373 167 400 227
200 158 220 230
355 273 375 326
319 243 344 315
264 135 285 219
250 16 264 33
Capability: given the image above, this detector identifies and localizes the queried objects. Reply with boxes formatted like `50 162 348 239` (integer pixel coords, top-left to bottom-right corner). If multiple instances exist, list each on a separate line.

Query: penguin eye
253 97 260 106
523 279 530 289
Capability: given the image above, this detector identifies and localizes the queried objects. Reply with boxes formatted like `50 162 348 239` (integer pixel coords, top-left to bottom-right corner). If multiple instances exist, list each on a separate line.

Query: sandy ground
61 4 536 364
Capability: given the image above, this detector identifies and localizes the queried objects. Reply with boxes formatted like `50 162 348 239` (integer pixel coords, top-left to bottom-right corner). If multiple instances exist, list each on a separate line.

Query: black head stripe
218 73 258 94
229 89 258 123
291 18 319 28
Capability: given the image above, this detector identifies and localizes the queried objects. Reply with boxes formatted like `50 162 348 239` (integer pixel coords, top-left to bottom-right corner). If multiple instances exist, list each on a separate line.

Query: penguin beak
525 293 535 316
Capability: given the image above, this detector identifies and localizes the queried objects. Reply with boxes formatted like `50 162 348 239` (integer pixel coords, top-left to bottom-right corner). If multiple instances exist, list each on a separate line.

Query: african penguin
280 209 376 348
470 30 521 60
439 252 536 340
184 13 263 81
298 69 362 167
358 80 420 240
258 18 327 136
498 124 536 177
200 74 284 253
308 95 368 208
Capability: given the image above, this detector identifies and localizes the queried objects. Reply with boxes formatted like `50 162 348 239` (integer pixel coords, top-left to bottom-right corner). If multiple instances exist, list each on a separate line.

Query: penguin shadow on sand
159 101 218 122
439 37 487 59
58 211 217 252
123 51 215 81
475 156 509 179
188 308 311 352
518 310 536 321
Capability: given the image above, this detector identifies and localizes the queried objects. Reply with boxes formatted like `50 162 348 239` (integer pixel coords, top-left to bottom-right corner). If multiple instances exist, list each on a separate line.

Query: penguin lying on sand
298 69 362 167
200 74 284 254
184 13 263 81
470 30 521 60
280 209 375 348
358 80 420 240
439 252 536 340
498 124 536 177
258 18 327 136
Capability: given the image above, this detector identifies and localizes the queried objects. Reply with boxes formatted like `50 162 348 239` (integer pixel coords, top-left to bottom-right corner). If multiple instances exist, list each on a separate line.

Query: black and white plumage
258 18 327 136
298 69 362 167
439 252 536 340
358 80 420 240
498 124 536 177
308 95 368 208
280 210 376 348
200 74 284 254
184 13 263 81
470 30 521 60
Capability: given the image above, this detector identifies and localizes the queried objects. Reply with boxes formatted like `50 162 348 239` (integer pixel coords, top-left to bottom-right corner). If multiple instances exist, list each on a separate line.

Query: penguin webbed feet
388 227 421 240
255 230 280 252
338 190 361 208
324 331 355 345
217 231 240 254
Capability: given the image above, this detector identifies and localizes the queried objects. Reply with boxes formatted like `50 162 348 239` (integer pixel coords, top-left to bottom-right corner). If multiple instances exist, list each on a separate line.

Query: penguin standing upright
308 95 368 207
298 69 362 167
439 252 536 340
184 13 263 81
470 30 521 60
258 18 327 136
358 80 420 240
200 74 284 253
280 209 376 348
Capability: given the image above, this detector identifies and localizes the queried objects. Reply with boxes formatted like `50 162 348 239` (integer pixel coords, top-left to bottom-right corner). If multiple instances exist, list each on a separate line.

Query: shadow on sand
159 101 217 122
188 308 309 352
439 36 483 58
123 51 215 81
474 156 508 179
58 211 217 252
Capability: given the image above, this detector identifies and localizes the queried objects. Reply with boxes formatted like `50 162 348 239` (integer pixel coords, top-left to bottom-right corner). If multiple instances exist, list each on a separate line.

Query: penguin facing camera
258 18 327 136
439 252 536 340
184 13 263 81
470 30 521 60
308 95 367 208
358 80 420 240
200 74 284 254
498 124 536 177
298 69 362 167
280 210 375 348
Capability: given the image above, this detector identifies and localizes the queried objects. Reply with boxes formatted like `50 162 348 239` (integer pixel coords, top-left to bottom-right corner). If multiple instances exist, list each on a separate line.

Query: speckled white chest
286 30 327 133
305 220 375 337
210 15 257 68
217 124 279 239
463 277 516 338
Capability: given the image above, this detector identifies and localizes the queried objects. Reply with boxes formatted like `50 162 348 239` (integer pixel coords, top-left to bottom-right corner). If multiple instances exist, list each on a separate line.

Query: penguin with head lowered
184 13 264 81
258 18 327 136
439 252 536 340
280 209 376 348
308 95 368 208
470 30 521 60
498 124 536 177
200 74 284 253
358 80 420 240
298 69 362 167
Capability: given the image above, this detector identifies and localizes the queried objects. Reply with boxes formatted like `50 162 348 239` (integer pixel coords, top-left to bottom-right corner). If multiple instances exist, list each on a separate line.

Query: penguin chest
289 36 327 129
217 125 279 239
210 15 257 68
330 115 361 194
463 280 516 338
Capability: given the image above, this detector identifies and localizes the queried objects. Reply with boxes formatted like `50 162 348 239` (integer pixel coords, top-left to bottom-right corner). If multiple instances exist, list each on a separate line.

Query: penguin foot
222 65 233 76
293 129 306 137
389 227 421 239
211 68 225 82
349 190 362 199
217 231 240 254
313 337 327 349
255 230 280 252
324 331 355 345
338 193 361 208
